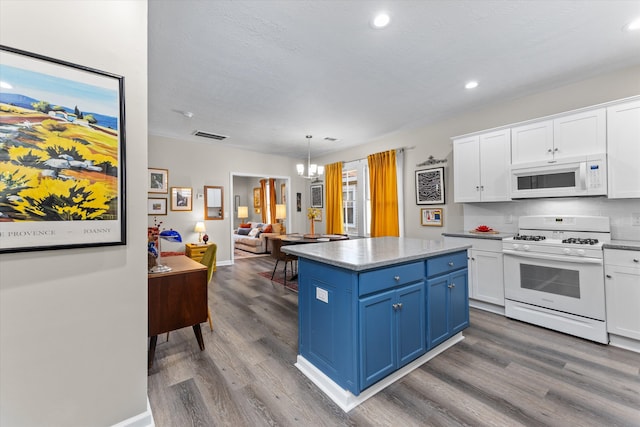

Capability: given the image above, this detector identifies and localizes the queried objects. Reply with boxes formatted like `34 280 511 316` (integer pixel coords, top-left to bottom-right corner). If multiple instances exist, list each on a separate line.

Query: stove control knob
563 248 571 255
523 245 530 251
577 249 585 256
513 244 520 250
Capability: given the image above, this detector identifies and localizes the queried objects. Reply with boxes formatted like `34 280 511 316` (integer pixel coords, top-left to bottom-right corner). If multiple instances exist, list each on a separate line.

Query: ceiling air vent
193 130 228 141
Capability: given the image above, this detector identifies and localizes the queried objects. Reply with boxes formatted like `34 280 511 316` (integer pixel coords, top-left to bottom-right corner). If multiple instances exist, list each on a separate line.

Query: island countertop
281 236 470 272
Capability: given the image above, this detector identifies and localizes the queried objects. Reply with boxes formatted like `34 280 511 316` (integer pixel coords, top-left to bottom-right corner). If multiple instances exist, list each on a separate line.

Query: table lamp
194 221 206 243
150 229 182 273
238 206 249 223
275 204 286 234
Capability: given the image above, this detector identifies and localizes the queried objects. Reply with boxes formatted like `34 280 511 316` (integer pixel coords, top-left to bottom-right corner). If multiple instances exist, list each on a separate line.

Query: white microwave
510 155 607 199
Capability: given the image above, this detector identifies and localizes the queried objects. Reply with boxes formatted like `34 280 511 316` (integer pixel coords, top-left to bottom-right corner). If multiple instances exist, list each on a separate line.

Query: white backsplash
463 197 640 241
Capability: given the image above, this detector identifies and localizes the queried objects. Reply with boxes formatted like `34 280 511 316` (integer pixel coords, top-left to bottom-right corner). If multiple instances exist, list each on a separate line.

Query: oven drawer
426 251 468 278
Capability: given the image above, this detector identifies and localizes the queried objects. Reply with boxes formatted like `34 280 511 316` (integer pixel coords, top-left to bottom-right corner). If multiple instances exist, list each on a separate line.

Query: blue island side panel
298 258 359 394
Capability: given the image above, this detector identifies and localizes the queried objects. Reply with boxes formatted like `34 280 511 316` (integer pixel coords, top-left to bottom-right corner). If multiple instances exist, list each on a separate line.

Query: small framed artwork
281 183 286 204
314 209 323 222
311 184 323 208
253 187 261 208
234 195 240 213
416 167 445 205
170 187 192 211
148 168 168 193
421 208 443 226
148 198 167 215
296 192 302 212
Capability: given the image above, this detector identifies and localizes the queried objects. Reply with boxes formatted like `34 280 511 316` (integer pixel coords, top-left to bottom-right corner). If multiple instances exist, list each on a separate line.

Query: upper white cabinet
453 129 511 203
511 108 606 165
607 100 640 199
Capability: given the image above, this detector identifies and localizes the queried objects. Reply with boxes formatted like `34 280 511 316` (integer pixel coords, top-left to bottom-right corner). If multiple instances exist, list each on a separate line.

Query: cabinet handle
547 148 553 153
480 185 484 191
554 147 559 152
392 303 403 311
448 283 456 288
471 257 475 261
633 259 639 263
476 186 480 191
397 302 402 310
394 275 400 281
605 274 612 279
448 261 454 267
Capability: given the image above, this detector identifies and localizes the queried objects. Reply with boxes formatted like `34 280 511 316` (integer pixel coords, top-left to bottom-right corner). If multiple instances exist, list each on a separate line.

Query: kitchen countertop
603 240 640 251
442 231 515 240
282 236 471 271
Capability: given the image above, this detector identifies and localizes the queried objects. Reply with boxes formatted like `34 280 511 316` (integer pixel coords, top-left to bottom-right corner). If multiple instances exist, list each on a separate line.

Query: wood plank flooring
147 256 640 426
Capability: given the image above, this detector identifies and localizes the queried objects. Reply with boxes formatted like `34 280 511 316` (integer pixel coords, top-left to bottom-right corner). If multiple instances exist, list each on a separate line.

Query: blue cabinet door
426 275 450 349
359 289 396 389
450 269 469 334
397 282 426 367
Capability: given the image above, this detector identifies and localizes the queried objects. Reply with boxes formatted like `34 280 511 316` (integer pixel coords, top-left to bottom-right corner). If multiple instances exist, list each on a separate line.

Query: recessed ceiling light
465 81 479 89
372 13 390 29
625 17 640 31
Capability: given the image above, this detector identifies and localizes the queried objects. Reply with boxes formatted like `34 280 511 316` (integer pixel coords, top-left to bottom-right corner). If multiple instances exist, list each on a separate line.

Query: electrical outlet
504 214 513 224
632 213 640 226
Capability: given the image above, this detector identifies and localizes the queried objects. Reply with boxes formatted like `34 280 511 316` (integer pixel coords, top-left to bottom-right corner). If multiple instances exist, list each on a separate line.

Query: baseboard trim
111 398 154 427
609 334 640 354
295 332 465 412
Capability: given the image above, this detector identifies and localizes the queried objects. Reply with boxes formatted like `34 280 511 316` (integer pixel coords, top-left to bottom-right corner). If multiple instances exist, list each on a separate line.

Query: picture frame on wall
281 183 286 204
296 192 302 212
0 45 126 253
170 187 192 211
311 184 323 208
415 167 445 205
148 198 167 215
148 168 168 193
421 208 443 226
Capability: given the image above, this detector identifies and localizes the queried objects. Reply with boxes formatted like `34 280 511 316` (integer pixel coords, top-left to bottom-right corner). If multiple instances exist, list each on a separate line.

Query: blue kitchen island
282 237 471 412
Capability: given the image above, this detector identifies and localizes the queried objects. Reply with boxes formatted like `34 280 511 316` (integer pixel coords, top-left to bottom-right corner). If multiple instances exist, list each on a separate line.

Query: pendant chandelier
296 135 324 179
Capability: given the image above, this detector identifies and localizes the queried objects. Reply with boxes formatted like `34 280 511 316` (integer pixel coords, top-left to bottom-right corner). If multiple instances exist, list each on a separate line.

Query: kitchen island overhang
283 237 471 412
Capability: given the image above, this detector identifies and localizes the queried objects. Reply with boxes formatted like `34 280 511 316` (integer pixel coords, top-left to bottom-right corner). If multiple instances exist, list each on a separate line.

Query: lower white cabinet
443 236 505 313
605 249 640 341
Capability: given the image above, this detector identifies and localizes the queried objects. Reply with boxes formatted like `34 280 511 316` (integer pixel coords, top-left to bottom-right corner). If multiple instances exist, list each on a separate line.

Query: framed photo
171 187 192 211
148 168 168 193
281 183 286 204
148 198 167 215
314 209 323 222
415 167 445 205
234 195 240 213
253 187 261 208
421 208 443 226
311 184 323 208
296 192 302 212
0 45 126 253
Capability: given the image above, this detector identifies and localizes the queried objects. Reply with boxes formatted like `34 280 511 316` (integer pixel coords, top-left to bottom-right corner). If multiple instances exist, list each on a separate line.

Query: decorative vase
310 219 315 235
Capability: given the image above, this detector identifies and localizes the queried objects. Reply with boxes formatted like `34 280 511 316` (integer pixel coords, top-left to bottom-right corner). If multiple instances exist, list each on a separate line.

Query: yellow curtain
368 150 399 237
260 179 267 223
269 178 276 223
325 162 344 234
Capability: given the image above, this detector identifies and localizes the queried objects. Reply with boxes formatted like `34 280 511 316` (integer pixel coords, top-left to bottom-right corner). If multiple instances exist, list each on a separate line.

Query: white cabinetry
607 100 640 199
511 108 606 165
605 249 640 348
453 129 511 203
443 236 505 314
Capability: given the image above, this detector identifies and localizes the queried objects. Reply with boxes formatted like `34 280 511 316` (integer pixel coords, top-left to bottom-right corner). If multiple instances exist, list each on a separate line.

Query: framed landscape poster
148 198 167 215
415 167 445 205
0 45 126 253
171 187 192 211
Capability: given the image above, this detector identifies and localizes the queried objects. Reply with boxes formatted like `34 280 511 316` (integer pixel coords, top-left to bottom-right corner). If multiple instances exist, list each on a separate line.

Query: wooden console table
148 255 208 368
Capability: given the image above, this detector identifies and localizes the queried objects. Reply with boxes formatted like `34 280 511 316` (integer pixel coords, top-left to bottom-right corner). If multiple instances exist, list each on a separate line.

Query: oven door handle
503 249 603 265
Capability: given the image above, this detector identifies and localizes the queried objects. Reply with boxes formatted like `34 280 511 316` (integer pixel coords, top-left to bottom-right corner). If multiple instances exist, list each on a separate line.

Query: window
342 160 370 237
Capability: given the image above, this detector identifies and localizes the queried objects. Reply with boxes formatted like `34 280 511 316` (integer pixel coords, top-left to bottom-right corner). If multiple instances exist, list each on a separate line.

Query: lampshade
194 222 206 233
150 229 182 273
238 206 249 219
275 204 286 220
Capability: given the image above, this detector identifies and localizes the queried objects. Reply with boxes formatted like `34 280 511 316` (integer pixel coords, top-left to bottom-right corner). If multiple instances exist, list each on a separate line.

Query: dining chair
270 238 298 287
199 243 217 331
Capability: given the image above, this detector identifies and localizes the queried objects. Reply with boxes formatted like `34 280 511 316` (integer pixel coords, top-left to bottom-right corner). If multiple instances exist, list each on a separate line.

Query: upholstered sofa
233 222 282 254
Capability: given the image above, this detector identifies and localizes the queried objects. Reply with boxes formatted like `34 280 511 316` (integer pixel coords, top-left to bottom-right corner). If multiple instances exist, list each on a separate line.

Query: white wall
314 64 640 239
0 1 149 426
148 134 307 262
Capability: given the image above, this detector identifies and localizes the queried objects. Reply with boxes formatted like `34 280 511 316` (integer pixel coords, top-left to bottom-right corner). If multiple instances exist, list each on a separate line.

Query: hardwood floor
147 256 640 426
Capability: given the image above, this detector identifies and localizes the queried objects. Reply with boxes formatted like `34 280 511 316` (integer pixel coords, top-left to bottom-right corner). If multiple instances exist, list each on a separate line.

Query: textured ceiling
148 0 640 159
